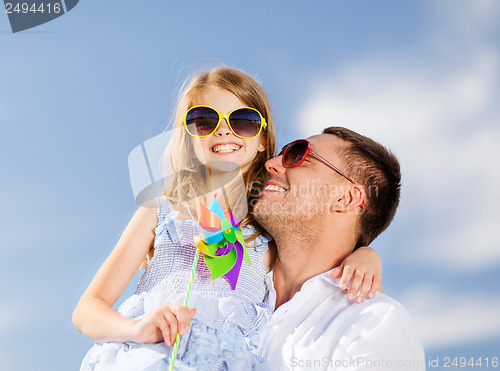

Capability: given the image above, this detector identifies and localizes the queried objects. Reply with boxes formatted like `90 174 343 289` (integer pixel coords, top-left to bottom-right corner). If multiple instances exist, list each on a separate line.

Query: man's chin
253 199 272 226
254 195 278 211
253 199 265 218
254 198 288 226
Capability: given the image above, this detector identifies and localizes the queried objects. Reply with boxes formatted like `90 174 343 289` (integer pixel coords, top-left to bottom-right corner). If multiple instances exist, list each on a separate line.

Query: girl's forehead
192 87 245 109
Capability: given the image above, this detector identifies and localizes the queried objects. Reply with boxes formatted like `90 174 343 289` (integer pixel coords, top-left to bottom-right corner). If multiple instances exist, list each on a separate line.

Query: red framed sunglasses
279 139 365 208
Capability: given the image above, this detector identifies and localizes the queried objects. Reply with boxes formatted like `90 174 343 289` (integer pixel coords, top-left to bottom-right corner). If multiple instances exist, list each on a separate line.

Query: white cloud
296 2 500 271
432 0 500 38
400 285 500 349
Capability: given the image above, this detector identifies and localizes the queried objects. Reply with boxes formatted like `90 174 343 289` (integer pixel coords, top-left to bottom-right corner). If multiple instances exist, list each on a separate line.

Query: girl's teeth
212 144 241 153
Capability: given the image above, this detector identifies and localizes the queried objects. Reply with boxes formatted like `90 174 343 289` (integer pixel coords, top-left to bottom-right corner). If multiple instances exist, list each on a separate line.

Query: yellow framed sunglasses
183 105 267 139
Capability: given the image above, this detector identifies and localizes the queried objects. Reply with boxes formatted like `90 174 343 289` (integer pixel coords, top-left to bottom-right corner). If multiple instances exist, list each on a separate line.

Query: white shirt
257 270 425 370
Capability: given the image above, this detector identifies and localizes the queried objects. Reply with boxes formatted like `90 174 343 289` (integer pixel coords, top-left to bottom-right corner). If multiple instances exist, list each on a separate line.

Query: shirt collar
265 267 344 311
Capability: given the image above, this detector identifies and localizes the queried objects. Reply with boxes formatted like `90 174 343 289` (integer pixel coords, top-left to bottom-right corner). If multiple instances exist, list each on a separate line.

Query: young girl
73 67 383 370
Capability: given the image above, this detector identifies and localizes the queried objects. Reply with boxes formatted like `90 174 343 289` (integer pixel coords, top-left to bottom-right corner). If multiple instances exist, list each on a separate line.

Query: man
254 127 425 370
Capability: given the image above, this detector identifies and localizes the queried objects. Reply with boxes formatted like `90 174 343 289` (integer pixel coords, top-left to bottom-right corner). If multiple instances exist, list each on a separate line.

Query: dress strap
252 231 272 252
154 196 183 243
155 195 172 222
242 225 272 252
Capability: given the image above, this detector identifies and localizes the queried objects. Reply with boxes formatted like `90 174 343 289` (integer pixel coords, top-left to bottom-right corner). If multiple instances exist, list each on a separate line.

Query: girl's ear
258 135 266 152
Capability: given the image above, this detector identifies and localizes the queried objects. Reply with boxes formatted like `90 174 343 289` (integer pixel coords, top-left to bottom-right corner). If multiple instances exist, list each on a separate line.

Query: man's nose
265 155 286 174
214 118 232 136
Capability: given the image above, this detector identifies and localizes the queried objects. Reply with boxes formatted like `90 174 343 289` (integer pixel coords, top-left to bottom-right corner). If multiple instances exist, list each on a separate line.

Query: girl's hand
131 303 197 346
329 246 382 303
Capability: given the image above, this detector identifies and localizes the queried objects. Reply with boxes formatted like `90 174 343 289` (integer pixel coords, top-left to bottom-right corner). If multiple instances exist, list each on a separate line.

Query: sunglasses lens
283 140 309 166
228 108 262 138
185 107 219 136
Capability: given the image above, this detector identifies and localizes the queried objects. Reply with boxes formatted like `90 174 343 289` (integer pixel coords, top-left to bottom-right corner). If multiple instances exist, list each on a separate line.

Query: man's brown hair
323 126 401 249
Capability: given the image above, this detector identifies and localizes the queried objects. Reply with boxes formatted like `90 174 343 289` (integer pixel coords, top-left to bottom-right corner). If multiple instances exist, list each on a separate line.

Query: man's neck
272 257 311 309
272 224 355 309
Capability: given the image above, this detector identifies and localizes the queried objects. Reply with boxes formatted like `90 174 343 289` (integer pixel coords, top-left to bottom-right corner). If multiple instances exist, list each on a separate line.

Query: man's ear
332 184 366 213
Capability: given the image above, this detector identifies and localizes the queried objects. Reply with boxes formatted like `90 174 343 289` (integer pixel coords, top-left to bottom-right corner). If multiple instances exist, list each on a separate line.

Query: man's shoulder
317 273 424 365
355 288 408 313
349 291 416 328
271 270 417 330
261 271 425 371
314 272 414 322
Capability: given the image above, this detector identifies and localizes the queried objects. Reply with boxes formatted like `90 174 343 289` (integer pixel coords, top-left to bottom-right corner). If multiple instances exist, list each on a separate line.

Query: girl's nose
214 118 232 136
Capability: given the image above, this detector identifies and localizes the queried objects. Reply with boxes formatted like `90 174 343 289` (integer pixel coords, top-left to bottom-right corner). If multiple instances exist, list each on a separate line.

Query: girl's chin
204 160 242 174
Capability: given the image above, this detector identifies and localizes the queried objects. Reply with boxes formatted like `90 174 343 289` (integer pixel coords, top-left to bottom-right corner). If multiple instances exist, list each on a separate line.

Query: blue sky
1 1 499 370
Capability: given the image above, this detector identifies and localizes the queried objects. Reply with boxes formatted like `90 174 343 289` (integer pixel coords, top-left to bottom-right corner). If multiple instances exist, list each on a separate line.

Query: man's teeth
264 185 286 192
211 144 241 153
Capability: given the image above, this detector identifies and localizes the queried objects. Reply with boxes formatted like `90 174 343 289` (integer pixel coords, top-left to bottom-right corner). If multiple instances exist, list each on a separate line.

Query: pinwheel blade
188 195 252 290
215 242 232 256
200 229 224 245
194 197 221 231
228 209 240 228
223 241 244 290
196 238 224 258
208 195 226 221
204 246 237 280
235 229 251 266
221 219 237 243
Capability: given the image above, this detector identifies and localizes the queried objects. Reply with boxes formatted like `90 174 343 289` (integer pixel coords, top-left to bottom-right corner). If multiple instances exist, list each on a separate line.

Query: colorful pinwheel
170 193 251 371
189 194 251 290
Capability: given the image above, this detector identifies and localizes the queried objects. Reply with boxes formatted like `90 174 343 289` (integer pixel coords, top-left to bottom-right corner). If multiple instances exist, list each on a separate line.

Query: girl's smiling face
190 87 266 173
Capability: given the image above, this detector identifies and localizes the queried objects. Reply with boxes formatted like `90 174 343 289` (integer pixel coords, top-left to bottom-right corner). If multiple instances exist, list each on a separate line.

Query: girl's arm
73 206 195 344
329 246 382 303
73 206 156 341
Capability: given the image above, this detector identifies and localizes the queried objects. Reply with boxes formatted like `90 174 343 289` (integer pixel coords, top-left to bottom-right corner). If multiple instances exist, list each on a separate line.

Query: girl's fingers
173 307 197 335
163 310 178 346
147 303 197 346
329 266 342 278
355 274 374 303
338 264 352 290
368 273 382 298
346 270 363 301
152 313 170 346
368 287 377 298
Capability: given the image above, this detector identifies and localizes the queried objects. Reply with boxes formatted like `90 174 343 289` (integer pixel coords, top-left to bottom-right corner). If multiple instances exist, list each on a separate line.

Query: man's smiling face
254 134 352 242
